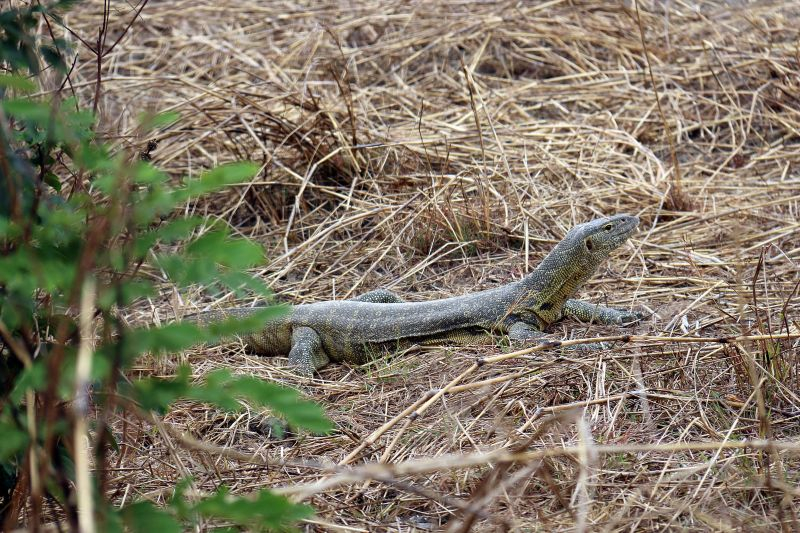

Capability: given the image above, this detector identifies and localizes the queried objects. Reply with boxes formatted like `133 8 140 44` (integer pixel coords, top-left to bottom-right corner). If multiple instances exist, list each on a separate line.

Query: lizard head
566 214 639 260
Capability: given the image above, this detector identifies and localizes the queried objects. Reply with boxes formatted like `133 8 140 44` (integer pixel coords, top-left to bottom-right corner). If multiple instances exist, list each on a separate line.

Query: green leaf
217 238 265 269
43 172 61 191
166 478 194 520
194 486 313 530
154 254 217 287
0 218 20 239
61 104 94 143
215 373 332 434
10 361 48 403
0 74 36 93
176 162 259 201
129 366 192 413
217 271 273 297
0 423 28 460
97 280 155 309
186 230 265 268
39 44 66 72
121 501 182 533
101 501 125 533
132 161 169 185
129 340 330 433
132 184 176 224
75 143 114 174
2 98 51 123
188 371 241 412
184 227 228 257
200 306 287 340
188 369 331 433
133 217 205 258
164 229 267 291
138 110 180 131
156 217 206 242
122 322 210 360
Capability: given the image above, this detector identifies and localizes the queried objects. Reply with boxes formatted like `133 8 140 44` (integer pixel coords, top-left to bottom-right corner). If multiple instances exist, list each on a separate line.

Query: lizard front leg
562 299 643 326
288 326 330 375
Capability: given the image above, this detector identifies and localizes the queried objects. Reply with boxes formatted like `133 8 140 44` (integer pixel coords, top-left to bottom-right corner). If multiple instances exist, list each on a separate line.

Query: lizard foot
614 309 648 326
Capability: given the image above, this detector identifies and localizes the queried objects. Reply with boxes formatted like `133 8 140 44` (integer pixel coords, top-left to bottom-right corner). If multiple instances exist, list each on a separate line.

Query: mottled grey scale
183 214 643 375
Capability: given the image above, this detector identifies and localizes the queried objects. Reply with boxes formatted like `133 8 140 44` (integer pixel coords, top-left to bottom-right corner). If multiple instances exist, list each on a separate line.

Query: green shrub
0 2 329 530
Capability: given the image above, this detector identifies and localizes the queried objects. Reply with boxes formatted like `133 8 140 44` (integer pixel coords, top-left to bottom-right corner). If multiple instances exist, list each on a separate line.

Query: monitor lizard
186 214 643 375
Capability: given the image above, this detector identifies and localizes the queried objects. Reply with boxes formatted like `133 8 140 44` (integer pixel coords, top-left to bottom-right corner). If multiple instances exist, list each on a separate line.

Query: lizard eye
603 223 613 231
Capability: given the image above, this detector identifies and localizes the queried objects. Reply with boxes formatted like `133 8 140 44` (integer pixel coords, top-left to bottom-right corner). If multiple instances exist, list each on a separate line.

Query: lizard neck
513 244 598 326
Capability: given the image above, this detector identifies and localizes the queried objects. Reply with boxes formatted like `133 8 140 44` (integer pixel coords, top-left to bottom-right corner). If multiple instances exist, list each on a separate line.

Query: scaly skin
188 214 642 375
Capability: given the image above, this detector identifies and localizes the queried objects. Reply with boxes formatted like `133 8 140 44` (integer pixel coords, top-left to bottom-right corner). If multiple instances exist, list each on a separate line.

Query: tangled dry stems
58 0 800 530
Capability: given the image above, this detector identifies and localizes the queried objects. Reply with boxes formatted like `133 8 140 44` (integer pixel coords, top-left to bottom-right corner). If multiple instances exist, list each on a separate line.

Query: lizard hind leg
288 327 330 376
350 288 405 303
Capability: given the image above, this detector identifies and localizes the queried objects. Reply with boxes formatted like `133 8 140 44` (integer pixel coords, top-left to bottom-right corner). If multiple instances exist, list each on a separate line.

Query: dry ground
65 0 800 530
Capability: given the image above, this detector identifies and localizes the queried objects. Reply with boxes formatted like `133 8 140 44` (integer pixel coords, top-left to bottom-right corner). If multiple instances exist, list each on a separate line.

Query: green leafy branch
0 3 329 531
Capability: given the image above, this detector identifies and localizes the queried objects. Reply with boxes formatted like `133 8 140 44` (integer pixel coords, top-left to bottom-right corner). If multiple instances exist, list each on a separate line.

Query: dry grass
62 0 800 530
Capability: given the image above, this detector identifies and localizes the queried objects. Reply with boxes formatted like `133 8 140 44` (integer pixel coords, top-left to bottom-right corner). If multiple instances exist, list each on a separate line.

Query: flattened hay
68 1 800 530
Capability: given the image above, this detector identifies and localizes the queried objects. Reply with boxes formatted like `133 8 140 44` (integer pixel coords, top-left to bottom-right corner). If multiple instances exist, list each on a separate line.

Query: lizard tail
183 308 293 356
